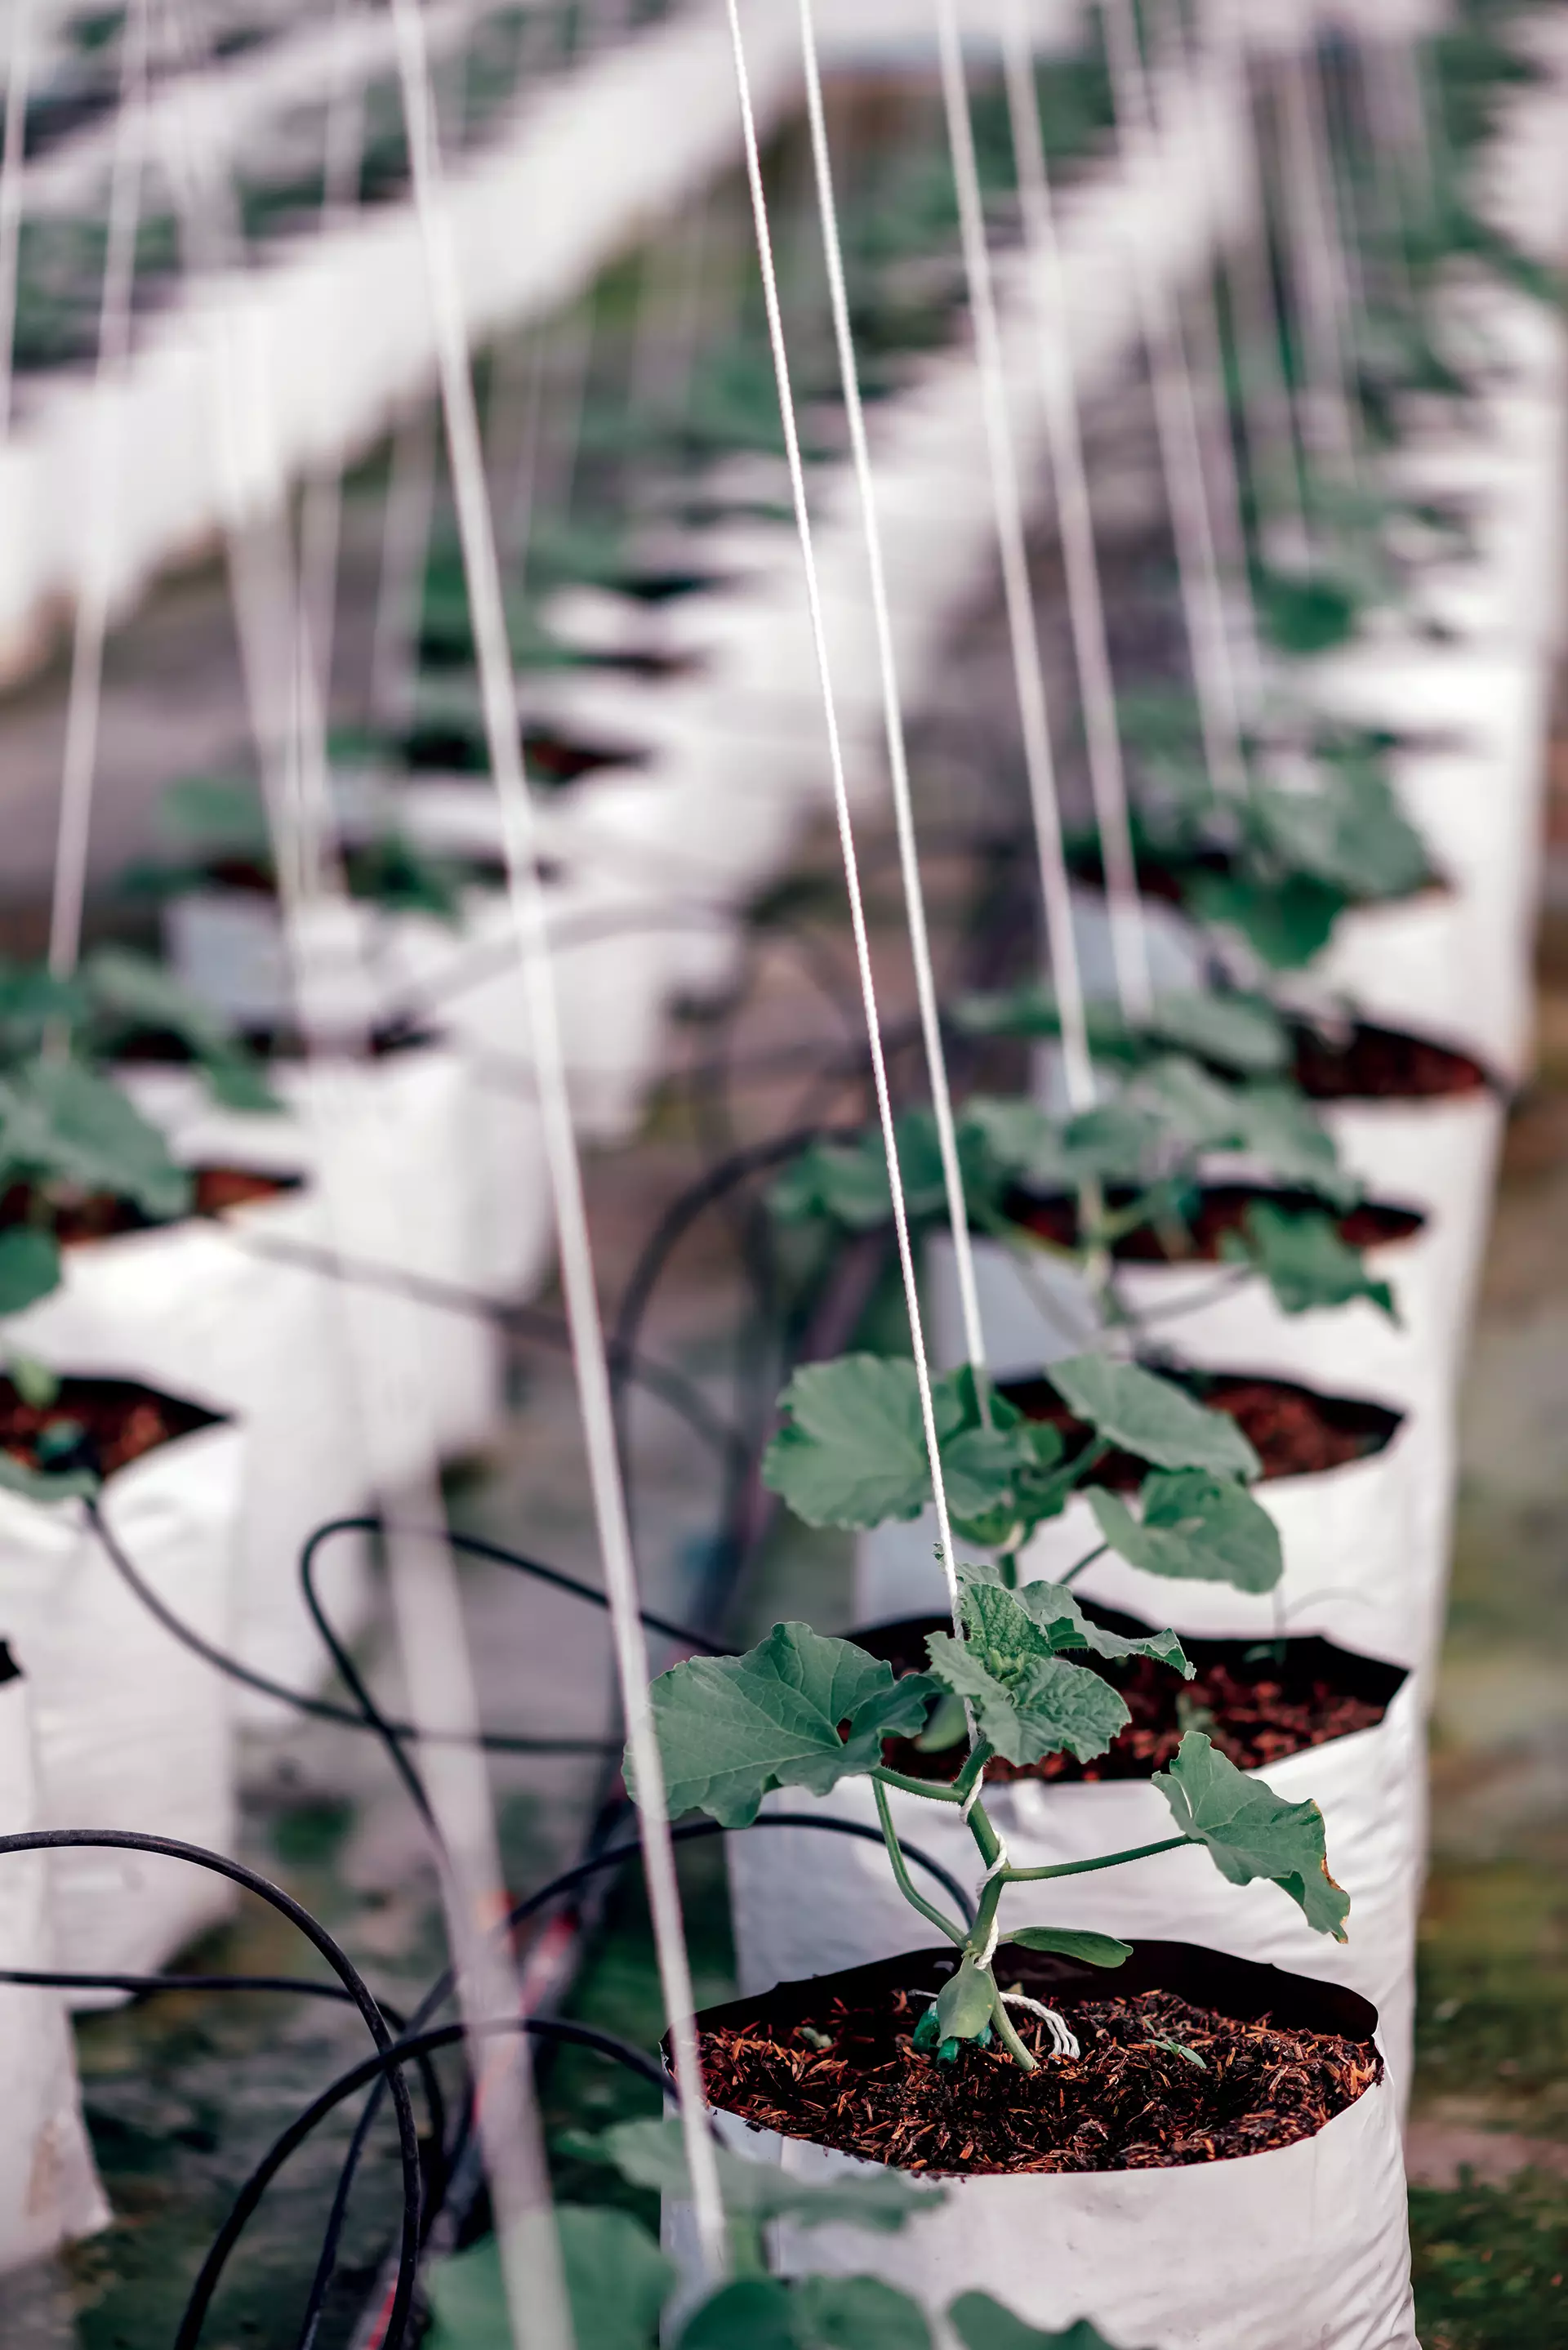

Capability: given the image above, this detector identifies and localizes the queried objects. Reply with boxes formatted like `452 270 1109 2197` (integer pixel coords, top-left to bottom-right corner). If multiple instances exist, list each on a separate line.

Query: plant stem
1002 1833 1187 1884
988 1980 1039 2071
872 1779 966 1946
872 1765 964 1804
1058 1540 1108 1587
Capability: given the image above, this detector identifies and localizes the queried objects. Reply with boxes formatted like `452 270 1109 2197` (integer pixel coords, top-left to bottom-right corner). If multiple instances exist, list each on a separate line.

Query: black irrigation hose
196 1813 975 2334
607 1121 842 1509
0 1831 424 2350
83 1496 612 1754
0 1965 452 2188
83 1498 724 1760
303 1516 734 1657
216 1223 749 1477
181 2015 669 2350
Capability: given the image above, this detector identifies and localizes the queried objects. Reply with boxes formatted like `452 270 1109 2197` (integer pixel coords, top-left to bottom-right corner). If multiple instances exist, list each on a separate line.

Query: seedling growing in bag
638 1585 1345 2073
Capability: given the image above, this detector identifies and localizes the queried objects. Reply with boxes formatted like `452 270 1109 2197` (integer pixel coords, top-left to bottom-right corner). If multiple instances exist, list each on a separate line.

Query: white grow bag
119 1047 504 1472
728 1640 1422 2098
0 1650 109 2268
0 1416 243 1987
6 1193 375 1715
666 1946 1416 2350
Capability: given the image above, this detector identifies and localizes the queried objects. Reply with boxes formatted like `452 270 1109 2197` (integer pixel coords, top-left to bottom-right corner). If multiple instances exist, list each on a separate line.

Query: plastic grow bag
727 1627 1422 2098
0 1648 109 2268
0 1414 243 1989
118 1046 504 1470
7 1189 374 1715
666 1944 1416 2350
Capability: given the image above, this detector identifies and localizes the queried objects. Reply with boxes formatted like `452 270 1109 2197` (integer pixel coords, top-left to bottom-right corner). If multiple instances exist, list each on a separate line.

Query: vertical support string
999 0 1152 1020
1276 38 1360 482
0 0 34 440
154 8 568 2343
797 0 991 1388
45 0 150 983
722 0 969 1625
932 0 1095 1107
387 0 727 2290
370 402 439 734
1102 0 1248 797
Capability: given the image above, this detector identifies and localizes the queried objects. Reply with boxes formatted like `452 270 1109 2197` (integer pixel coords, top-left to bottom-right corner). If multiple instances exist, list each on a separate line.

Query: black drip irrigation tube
69 1498 977 2343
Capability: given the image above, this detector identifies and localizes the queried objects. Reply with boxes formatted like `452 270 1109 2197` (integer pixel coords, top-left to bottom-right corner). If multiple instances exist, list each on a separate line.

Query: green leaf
1004 1929 1132 1967
0 1451 99 1504
640 1622 941 1827
1221 1204 1397 1322
1007 1578 1193 1675
934 1951 997 2046
1184 870 1346 970
0 1060 192 1222
7 1353 60 1408
792 2276 933 2350
1088 1474 1283 1593
0 1228 61 1316
681 2281 798 2350
763 1357 939 1530
590 2116 934 2232
1047 1355 1260 1478
82 947 232 1054
425 2215 675 2350
1143 990 1289 1076
1224 1085 1356 1206
927 1584 1129 1768
1254 568 1361 656
561 2210 678 2350
1154 1731 1349 1939
949 2294 1125 2350
198 1051 283 1115
1249 764 1429 903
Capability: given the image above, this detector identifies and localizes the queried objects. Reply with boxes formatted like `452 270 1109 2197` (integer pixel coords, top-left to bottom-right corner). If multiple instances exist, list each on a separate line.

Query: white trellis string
999 0 1152 1022
1102 0 1248 799
369 399 440 731
1276 38 1361 483
1201 0 1311 565
724 0 967 1634
293 0 372 726
797 0 991 1387
153 9 569 2342
0 0 34 439
388 0 727 2290
44 0 149 984
932 0 1095 1109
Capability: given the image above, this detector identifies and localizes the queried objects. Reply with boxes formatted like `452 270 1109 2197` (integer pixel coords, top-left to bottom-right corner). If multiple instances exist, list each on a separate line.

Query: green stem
872 1765 964 1804
989 1981 1039 2072
1001 1833 1187 1884
872 1779 966 1947
1058 1540 1108 1588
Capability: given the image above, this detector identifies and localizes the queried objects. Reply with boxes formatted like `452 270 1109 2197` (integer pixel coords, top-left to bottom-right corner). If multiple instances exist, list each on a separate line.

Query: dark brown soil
114 1019 432 1064
0 1168 296 1247
0 1377 219 1481
997 1369 1399 1486
689 1944 1381 2175
0 1643 17 1688
1007 1184 1423 1260
857 1610 1403 1783
1290 1019 1490 1100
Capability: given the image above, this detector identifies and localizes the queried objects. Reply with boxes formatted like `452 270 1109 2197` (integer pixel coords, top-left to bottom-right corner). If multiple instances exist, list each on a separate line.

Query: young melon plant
635 1348 1345 2074
773 1002 1394 1340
